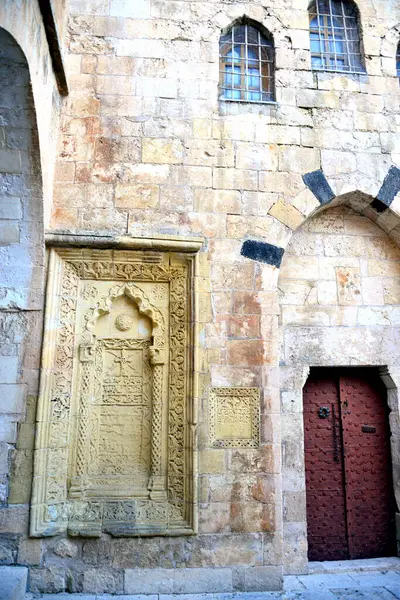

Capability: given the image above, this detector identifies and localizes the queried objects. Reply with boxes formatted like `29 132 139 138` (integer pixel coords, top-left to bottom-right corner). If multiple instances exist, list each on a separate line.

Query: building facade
0 0 400 593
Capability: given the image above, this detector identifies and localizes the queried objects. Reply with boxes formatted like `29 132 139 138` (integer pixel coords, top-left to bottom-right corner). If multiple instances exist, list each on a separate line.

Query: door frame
281 364 400 575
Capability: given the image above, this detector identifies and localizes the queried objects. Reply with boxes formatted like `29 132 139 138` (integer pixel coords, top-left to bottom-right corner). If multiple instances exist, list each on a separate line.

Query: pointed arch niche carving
30 247 199 537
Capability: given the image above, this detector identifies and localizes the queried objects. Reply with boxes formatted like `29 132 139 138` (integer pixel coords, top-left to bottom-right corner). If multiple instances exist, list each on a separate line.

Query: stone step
0 566 28 600
309 557 400 574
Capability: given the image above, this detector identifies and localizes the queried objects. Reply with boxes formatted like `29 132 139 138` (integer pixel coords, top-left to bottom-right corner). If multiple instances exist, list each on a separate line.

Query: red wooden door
303 369 397 562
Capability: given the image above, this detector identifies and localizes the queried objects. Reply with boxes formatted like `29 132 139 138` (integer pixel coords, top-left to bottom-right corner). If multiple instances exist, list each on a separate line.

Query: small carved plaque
209 387 260 448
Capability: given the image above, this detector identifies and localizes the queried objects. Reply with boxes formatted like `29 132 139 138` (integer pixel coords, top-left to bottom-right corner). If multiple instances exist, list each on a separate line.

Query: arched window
397 42 400 77
309 0 363 73
219 22 274 102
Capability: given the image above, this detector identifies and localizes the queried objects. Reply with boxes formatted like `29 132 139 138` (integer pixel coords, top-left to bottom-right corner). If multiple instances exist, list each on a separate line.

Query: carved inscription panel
209 388 260 448
31 249 196 537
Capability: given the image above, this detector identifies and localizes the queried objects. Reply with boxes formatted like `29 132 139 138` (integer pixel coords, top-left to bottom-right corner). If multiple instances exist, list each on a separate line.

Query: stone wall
279 201 400 573
1 0 400 593
0 0 63 222
0 0 62 572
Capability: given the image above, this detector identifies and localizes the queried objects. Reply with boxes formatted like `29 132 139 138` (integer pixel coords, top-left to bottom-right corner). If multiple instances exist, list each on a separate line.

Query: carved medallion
30 248 197 538
115 313 134 331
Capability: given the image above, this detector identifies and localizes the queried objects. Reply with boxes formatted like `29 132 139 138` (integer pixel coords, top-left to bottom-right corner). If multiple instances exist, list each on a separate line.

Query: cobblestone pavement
29 559 400 600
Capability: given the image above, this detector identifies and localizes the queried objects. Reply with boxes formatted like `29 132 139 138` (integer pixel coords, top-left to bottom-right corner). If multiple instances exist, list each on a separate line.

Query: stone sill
219 100 278 116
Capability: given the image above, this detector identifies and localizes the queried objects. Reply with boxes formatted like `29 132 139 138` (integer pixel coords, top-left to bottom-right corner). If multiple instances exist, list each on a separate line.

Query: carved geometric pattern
209 387 260 448
30 248 197 537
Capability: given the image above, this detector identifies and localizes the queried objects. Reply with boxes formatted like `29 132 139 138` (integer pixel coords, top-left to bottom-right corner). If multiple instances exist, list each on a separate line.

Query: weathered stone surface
53 539 78 559
17 539 41 566
3 0 400 592
125 567 232 594
0 566 28 600
28 567 65 594
82 568 123 594
31 248 196 538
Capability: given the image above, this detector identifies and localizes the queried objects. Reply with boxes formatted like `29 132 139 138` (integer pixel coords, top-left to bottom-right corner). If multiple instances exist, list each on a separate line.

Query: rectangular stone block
125 569 174 594
173 568 232 593
142 138 183 164
0 222 19 245
239 565 283 591
0 384 26 415
0 149 21 173
125 568 233 594
0 197 21 219
0 421 17 444
0 505 28 534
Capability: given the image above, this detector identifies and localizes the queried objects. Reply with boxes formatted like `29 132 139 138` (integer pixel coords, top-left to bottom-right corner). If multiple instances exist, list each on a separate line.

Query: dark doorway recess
303 368 397 561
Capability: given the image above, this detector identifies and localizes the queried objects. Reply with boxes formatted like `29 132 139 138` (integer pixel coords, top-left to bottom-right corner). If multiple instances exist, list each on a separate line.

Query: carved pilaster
149 347 167 498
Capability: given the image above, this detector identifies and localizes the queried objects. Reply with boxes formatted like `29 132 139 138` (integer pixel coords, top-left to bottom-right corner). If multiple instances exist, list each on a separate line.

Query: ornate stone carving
115 313 134 331
209 387 260 448
30 248 197 537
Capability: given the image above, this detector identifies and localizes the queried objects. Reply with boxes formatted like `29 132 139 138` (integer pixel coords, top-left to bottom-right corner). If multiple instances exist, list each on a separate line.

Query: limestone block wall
279 202 400 573
0 0 63 222
0 0 62 570
1 0 400 594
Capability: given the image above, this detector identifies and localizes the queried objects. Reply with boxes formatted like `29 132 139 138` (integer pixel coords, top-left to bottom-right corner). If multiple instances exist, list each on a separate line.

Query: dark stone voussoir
302 170 335 205
241 240 285 268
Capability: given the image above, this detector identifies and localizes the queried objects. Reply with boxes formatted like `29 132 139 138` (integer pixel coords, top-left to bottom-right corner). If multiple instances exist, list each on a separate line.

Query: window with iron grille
219 23 275 103
309 0 364 74
397 43 400 77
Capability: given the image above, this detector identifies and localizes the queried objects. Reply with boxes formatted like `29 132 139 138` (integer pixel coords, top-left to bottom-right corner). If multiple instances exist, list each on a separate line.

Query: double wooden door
303 369 397 561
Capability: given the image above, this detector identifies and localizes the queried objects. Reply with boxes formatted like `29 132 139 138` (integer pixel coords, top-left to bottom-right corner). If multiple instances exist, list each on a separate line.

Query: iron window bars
219 24 275 103
309 0 364 73
397 43 400 77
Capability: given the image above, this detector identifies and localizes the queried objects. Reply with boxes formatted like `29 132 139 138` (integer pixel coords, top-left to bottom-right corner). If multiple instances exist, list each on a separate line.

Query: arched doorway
279 200 400 573
0 28 44 510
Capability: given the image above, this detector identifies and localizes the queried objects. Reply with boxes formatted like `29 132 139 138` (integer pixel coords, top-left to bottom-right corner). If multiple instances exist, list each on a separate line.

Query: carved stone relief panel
209 388 260 448
31 248 197 537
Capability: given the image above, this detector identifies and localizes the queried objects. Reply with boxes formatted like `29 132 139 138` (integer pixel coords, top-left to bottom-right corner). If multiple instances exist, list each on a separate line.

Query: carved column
70 343 95 497
148 346 167 499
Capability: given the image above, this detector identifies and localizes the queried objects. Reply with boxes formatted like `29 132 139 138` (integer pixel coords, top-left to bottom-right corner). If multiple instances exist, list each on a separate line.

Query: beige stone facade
0 0 400 594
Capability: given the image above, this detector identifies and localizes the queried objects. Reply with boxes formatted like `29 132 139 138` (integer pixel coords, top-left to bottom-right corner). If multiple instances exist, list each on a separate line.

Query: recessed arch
278 195 400 573
0 27 45 509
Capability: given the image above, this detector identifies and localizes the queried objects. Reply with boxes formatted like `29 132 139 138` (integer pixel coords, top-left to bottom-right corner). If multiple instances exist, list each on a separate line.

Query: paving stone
348 571 400 587
297 573 359 590
282 591 337 600
33 596 95 600
332 588 399 599
97 596 157 600
383 584 400 599
283 576 306 591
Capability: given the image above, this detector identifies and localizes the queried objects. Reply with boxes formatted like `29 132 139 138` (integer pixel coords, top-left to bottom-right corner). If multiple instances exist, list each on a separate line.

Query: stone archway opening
278 196 400 575
0 28 45 512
